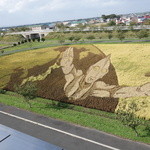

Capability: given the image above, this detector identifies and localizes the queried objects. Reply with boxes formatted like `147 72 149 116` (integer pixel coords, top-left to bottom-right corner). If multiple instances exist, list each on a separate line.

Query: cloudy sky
0 0 150 27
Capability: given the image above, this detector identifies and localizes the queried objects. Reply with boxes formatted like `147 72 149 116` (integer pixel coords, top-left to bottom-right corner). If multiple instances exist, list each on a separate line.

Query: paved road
1 39 150 57
0 104 150 150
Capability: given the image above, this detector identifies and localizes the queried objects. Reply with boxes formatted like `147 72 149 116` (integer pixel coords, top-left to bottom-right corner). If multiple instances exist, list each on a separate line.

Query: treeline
46 29 150 42
101 14 120 20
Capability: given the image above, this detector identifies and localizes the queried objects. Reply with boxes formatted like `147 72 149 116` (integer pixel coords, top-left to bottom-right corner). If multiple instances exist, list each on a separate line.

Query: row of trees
13 38 46 46
101 14 120 21
46 30 149 43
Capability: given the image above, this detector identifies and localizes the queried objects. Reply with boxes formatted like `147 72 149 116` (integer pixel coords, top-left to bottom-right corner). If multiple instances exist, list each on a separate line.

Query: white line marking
0 110 120 150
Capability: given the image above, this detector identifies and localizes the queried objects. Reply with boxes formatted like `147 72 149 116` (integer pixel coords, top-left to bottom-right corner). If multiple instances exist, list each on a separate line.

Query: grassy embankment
0 44 150 144
0 91 150 144
1 30 150 53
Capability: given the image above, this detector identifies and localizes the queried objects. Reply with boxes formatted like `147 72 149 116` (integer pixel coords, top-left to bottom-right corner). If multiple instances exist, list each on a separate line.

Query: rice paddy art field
94 43 150 119
0 43 150 119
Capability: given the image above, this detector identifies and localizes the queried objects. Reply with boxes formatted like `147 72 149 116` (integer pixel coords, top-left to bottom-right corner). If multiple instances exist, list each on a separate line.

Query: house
30 25 50 31
144 15 150 19
131 16 138 23
138 17 146 24
69 20 87 27
62 21 70 25
48 23 56 30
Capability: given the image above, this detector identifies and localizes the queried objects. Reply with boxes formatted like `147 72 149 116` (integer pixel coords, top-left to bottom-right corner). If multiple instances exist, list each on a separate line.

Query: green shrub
37 38 40 42
136 30 149 39
41 38 45 42
108 33 113 39
117 102 150 137
68 36 75 41
0 89 6 94
21 40 24 44
86 35 95 40
13 43 17 46
1 50 4 53
28 39 31 42
117 32 125 41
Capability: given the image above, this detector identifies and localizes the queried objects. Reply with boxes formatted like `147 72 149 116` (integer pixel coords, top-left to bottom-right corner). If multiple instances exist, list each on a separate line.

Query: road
1 39 150 57
0 104 150 150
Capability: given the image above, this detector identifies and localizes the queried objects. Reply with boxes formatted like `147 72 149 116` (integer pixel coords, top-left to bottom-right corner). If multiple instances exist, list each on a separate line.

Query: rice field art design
3 45 150 117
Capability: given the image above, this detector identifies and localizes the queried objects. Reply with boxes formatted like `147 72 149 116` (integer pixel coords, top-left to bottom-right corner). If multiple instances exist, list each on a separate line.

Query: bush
58 38 65 44
18 42 21 45
0 89 6 94
1 50 4 53
136 30 149 39
86 35 95 40
107 21 116 26
68 36 75 41
74 36 81 42
13 43 17 46
117 110 141 136
117 32 125 41
28 39 31 42
21 40 24 44
41 38 45 42
117 102 150 137
108 33 113 39
32 39 35 42
37 38 40 42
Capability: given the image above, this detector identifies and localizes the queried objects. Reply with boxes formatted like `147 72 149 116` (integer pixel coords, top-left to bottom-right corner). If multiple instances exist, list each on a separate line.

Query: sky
0 0 150 27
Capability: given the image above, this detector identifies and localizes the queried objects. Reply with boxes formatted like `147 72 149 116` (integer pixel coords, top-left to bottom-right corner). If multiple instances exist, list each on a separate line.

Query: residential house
30 25 50 31
69 20 87 27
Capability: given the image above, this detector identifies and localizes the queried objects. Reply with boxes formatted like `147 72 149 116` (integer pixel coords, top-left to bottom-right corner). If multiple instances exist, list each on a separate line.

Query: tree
1 50 4 53
68 36 75 41
76 23 86 31
143 19 150 25
21 40 25 44
117 32 125 41
107 21 116 26
0 89 6 94
117 110 141 136
37 38 40 42
108 33 113 39
130 21 137 26
58 38 65 45
56 23 66 32
74 36 81 42
117 102 149 137
86 35 95 40
41 38 45 42
13 43 17 46
101 15 107 21
136 30 149 39
28 39 31 42
32 39 35 42
101 14 120 21
15 82 38 108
